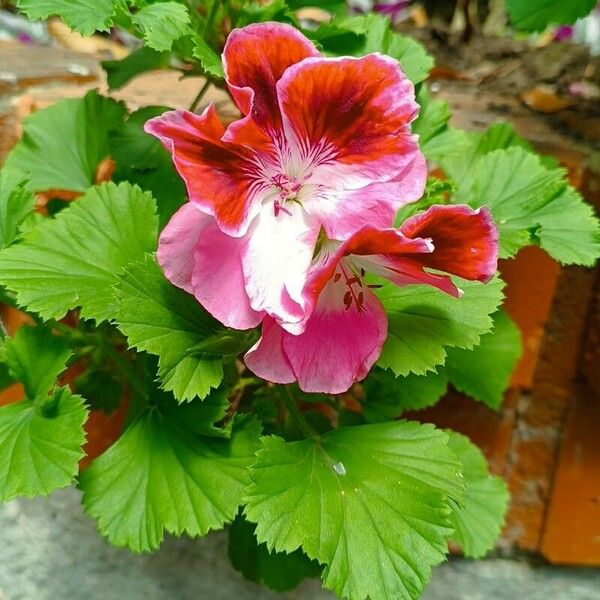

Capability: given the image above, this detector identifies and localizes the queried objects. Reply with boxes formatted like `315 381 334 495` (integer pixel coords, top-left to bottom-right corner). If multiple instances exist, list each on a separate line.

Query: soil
403 26 600 149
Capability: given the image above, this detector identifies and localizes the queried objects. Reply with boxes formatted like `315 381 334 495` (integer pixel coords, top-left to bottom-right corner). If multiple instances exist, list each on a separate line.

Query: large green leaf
533 186 600 267
464 147 600 262
17 0 118 36
4 326 71 400
445 310 522 410
447 432 509 558
362 367 448 423
412 88 451 155
132 2 191 52
315 13 433 84
228 514 321 592
244 421 464 600
102 47 172 90
3 91 125 193
115 257 226 401
192 36 225 78
79 408 261 552
109 107 186 227
0 389 88 501
0 182 158 322
376 277 505 377
506 0 597 32
0 326 87 501
0 169 35 249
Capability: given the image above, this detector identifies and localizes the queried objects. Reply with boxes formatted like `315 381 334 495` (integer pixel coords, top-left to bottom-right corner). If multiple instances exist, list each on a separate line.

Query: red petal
400 205 499 282
223 22 319 134
145 106 272 236
278 54 419 189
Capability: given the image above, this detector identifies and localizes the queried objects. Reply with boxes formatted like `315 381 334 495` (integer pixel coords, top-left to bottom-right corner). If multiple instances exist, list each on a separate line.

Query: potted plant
0 1 598 599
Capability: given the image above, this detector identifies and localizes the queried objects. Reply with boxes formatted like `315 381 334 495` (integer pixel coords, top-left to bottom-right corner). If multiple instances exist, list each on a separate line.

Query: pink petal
241 202 320 325
246 279 387 394
223 22 320 134
277 54 420 193
157 204 264 330
306 144 427 240
192 221 265 330
244 317 295 385
284 282 387 393
144 105 273 237
157 203 211 294
400 205 499 282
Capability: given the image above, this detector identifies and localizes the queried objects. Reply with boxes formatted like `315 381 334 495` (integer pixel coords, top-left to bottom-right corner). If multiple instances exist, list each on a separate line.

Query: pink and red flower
147 22 425 328
245 205 499 393
148 22 500 394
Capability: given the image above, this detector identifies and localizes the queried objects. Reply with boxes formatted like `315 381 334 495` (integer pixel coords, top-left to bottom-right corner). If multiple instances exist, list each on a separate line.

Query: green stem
189 79 211 112
202 0 221 35
100 340 148 401
278 385 320 441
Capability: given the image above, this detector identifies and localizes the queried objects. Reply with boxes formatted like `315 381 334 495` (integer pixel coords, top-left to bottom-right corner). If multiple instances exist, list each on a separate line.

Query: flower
245 205 499 393
146 22 426 329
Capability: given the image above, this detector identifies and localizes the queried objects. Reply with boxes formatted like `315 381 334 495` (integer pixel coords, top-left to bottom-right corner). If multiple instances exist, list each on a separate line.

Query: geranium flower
146 22 425 330
245 205 499 393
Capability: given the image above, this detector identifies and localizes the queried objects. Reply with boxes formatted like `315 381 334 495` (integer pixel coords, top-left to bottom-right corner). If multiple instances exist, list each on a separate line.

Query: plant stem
202 0 221 35
278 385 320 442
100 340 148 400
189 79 211 112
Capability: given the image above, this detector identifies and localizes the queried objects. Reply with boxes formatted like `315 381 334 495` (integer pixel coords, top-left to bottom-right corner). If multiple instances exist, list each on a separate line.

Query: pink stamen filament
271 174 303 217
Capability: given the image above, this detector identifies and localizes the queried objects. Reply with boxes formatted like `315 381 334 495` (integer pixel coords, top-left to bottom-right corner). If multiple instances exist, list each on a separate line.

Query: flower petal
244 317 296 385
241 202 320 325
283 280 388 393
309 151 427 240
145 105 272 237
400 204 499 282
157 203 211 294
277 54 420 191
223 22 319 134
192 219 265 330
157 204 264 330
245 281 387 394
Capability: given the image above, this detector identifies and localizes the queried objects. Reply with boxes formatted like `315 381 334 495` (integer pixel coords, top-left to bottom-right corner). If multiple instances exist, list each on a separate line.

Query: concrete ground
0 488 599 600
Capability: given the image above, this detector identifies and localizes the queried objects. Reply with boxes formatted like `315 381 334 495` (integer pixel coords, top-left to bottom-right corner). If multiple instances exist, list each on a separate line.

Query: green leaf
3 91 125 193
377 276 505 377
313 13 432 84
115 257 225 401
16 0 118 36
533 186 600 267
132 2 191 52
447 432 509 558
237 0 298 27
412 87 451 154
343 14 433 84
0 182 158 322
432 123 533 195
0 388 88 501
362 367 448 423
506 0 597 32
79 408 261 552
180 386 232 438
244 421 464 600
192 36 225 78
228 514 321 592
445 310 522 410
102 47 171 90
464 147 600 261
109 107 186 228
4 326 71 400
0 169 35 249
